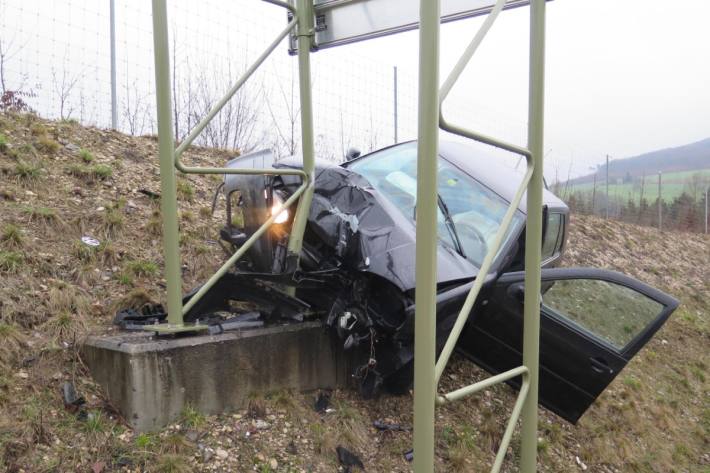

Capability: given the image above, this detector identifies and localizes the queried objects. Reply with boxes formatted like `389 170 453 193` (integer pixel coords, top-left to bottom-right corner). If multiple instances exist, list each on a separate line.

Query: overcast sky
2 0 709 180
324 0 710 177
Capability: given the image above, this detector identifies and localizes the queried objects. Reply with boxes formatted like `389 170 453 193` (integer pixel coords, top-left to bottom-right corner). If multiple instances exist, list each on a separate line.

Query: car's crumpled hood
282 162 479 291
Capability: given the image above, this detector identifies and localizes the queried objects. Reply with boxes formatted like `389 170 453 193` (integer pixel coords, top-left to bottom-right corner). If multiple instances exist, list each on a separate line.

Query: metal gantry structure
149 0 546 471
415 1 545 471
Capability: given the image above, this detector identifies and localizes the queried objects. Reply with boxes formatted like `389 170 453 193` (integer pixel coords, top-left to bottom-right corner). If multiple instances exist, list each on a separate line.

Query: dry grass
47 282 90 316
99 204 124 237
14 159 43 181
1 223 23 247
0 250 24 273
0 323 26 369
145 209 163 236
0 113 706 472
43 311 87 344
112 288 157 313
23 205 59 225
65 163 113 183
34 135 60 154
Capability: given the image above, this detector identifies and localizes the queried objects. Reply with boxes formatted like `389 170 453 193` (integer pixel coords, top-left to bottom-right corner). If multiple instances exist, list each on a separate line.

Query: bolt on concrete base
81 322 354 432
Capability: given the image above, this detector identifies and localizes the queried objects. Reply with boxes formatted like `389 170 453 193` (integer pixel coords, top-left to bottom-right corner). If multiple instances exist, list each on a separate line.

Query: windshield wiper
437 195 466 258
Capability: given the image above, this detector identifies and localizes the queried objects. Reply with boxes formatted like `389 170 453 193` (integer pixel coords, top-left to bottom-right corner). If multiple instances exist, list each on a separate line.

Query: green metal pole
287 0 316 261
413 0 440 471
520 0 546 471
151 0 183 325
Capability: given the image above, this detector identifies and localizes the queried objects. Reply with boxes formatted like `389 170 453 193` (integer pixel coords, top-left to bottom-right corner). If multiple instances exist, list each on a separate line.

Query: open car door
457 268 679 423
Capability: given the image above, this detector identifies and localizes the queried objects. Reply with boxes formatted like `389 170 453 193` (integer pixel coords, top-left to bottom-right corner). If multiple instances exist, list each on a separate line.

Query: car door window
542 278 664 350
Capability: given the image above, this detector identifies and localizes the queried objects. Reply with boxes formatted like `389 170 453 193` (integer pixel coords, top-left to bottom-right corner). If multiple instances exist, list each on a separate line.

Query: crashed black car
190 140 677 424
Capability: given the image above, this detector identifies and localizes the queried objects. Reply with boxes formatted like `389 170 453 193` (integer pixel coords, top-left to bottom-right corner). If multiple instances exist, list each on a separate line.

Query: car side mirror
345 147 361 161
507 283 525 303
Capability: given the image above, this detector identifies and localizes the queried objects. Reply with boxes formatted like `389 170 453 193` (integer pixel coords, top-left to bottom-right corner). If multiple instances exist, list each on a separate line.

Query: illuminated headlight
271 192 289 224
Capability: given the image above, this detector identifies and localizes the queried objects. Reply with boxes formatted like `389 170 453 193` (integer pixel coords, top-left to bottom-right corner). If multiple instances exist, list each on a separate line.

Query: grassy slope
566 168 710 203
0 113 708 472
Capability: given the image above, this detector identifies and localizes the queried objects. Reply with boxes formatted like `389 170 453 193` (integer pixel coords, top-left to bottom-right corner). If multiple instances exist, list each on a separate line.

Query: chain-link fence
0 0 536 159
555 171 710 234
2 0 707 234
0 0 421 160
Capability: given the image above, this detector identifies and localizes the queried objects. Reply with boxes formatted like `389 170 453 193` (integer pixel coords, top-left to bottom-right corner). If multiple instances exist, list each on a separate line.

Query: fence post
110 0 118 130
658 171 662 232
393 66 398 143
591 172 597 214
705 185 708 234
605 154 609 219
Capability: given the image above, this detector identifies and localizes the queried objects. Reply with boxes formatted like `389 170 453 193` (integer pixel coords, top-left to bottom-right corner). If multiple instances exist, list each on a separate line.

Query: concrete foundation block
81 322 353 432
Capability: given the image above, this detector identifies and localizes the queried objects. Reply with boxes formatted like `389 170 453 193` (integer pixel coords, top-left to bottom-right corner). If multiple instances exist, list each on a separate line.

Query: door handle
507 284 525 304
589 356 614 375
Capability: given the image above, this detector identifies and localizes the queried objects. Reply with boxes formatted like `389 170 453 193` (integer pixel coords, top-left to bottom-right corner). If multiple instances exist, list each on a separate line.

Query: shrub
0 133 7 152
1 224 23 247
180 405 205 429
116 273 133 286
176 179 194 202
180 210 194 223
79 149 94 163
16 143 37 159
0 250 24 273
29 123 46 136
0 323 26 370
35 135 59 154
23 206 57 223
72 240 97 262
126 260 159 277
14 160 42 180
65 163 112 182
100 206 123 236
93 163 112 179
146 210 162 236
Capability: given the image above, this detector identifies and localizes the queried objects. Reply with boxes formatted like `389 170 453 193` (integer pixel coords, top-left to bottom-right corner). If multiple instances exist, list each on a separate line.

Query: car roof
437 140 567 214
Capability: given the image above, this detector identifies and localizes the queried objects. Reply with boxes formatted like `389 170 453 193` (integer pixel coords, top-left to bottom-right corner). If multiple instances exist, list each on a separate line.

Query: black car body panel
198 141 678 423
457 268 679 423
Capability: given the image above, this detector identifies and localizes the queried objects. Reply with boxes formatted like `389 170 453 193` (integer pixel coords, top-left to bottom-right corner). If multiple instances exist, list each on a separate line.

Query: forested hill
570 137 710 185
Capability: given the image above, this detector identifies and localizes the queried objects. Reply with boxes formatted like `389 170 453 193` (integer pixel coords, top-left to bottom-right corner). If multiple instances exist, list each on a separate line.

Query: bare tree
637 172 646 223
560 159 574 201
122 79 152 136
0 19 25 94
264 63 299 159
338 105 353 162
180 56 265 153
365 108 380 153
685 172 707 203
51 65 81 120
0 3 31 110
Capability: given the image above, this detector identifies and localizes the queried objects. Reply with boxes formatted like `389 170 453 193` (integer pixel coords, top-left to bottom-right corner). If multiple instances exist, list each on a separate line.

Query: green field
566 168 710 203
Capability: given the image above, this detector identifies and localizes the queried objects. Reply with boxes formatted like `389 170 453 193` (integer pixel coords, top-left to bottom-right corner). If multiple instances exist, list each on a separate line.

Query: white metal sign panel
296 0 535 51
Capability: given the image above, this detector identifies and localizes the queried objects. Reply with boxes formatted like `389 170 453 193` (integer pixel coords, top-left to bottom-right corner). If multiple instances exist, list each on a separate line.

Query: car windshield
348 142 525 268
